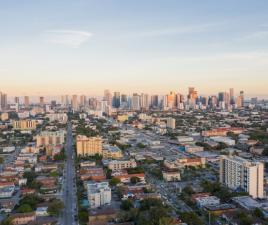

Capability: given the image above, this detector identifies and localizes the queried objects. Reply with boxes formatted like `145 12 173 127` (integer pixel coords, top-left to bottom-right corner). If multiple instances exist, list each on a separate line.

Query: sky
0 0 268 98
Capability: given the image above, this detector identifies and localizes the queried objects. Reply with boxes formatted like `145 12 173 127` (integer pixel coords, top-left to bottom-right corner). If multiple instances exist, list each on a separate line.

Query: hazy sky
0 0 268 97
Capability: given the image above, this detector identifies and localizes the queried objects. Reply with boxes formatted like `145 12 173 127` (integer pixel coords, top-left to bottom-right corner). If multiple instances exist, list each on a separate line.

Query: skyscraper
72 95 78 110
40 96 45 107
103 90 112 106
24 96 30 108
14 97 20 104
229 88 235 105
140 93 149 110
132 93 141 110
0 92 7 110
112 92 120 108
150 95 158 108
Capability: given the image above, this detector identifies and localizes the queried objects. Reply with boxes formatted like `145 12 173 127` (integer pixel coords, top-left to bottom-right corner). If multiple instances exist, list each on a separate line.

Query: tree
159 217 174 225
109 177 121 186
180 212 205 225
47 199 64 216
0 157 4 164
253 208 264 219
137 143 146 148
130 176 140 184
121 199 133 211
17 204 33 213
78 209 89 224
19 194 43 209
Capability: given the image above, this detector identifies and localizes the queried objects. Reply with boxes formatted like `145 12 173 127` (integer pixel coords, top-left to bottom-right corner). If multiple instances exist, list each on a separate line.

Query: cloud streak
116 23 222 39
43 30 93 48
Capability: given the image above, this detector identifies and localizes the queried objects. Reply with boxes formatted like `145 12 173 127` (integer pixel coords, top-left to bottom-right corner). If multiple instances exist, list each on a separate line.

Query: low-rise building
108 159 137 171
102 145 123 159
162 171 181 182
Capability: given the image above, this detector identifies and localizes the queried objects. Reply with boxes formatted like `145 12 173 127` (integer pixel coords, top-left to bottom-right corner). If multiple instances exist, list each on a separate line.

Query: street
61 122 77 225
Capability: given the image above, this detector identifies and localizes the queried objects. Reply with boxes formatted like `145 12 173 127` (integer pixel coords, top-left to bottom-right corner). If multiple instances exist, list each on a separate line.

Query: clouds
43 30 93 48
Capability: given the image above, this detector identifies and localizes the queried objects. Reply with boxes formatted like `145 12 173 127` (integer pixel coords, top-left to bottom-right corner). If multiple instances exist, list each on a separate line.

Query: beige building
220 155 264 199
76 135 102 156
36 131 65 147
166 117 176 129
102 145 123 159
162 171 181 182
108 159 137 171
0 113 9 121
12 120 37 130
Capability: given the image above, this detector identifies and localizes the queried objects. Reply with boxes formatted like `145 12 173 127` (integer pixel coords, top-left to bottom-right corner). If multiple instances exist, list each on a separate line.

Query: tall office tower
150 95 158 108
112 92 120 108
24 96 30 108
229 88 235 105
188 87 198 107
176 93 184 110
14 97 20 104
0 92 7 110
71 95 78 110
200 96 208 107
103 90 113 106
120 94 128 109
240 91 244 107
88 98 98 110
140 93 149 110
209 95 218 109
80 95 87 107
132 93 141 110
61 95 69 106
39 96 45 107
236 91 244 108
165 91 176 109
218 92 230 109
220 155 264 199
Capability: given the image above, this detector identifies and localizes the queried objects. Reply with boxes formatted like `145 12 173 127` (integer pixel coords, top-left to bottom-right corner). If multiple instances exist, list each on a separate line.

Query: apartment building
220 155 264 198
36 131 65 147
108 159 137 171
76 135 102 156
87 182 111 209
12 120 37 130
102 145 123 159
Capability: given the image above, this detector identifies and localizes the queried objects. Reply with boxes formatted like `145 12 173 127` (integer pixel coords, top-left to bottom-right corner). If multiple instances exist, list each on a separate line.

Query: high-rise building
112 92 120 108
140 93 149 110
188 87 198 108
229 88 235 105
166 91 176 109
0 92 7 110
39 96 44 107
132 93 140 110
80 95 87 107
24 96 30 108
150 95 158 108
14 97 20 104
220 155 264 199
71 95 78 110
103 90 112 106
61 95 69 106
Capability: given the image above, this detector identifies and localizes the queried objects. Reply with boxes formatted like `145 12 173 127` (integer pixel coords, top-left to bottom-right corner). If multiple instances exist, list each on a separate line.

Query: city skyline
1 0 268 97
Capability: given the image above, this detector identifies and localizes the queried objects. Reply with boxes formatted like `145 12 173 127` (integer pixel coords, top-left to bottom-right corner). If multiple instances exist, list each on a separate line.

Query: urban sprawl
0 88 268 225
